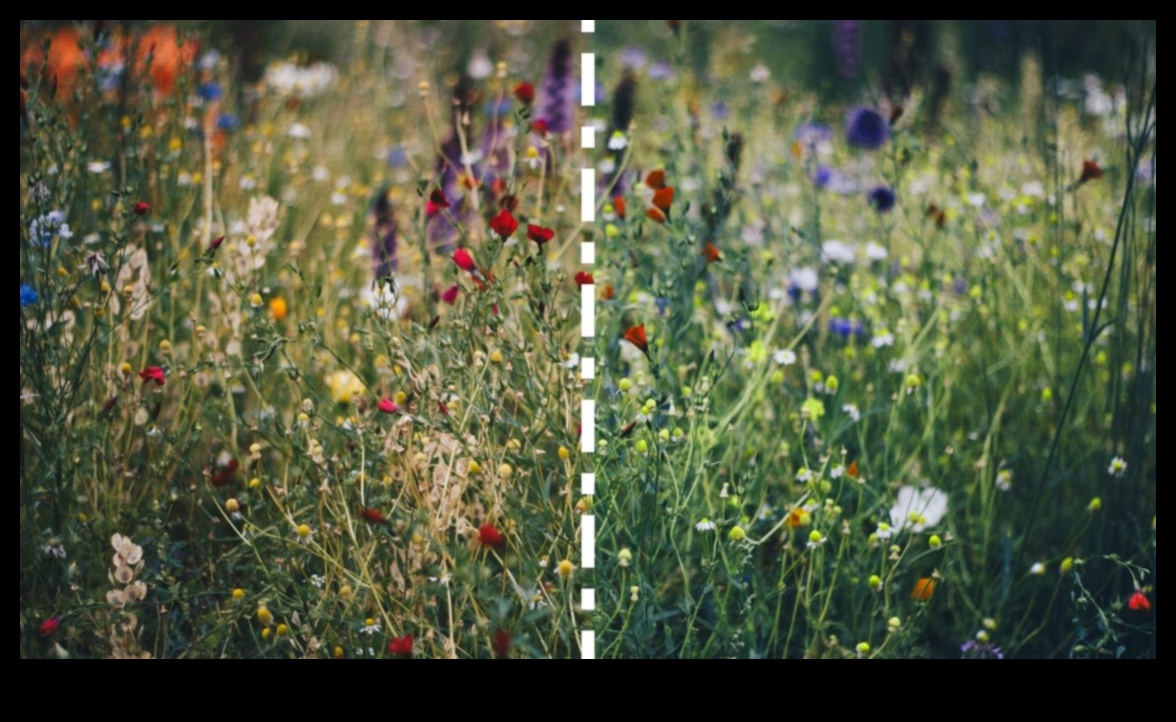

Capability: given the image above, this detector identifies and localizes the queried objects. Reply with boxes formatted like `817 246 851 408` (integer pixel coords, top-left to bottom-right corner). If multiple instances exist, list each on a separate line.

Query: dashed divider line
578 20 597 662
580 169 597 223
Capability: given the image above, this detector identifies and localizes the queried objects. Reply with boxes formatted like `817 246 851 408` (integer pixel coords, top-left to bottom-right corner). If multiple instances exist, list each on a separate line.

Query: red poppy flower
527 224 555 246
478 524 506 551
388 635 414 659
440 285 460 305
575 272 595 287
377 399 400 415
490 210 519 240
211 458 239 488
452 249 477 274
211 235 225 251
361 507 387 526
438 401 450 417
39 618 60 638
492 629 512 660
139 366 166 387
1079 160 1103 185
133 201 151 216
1128 591 1151 613
624 325 650 357
429 188 450 209
646 208 667 224
645 170 667 190
601 285 616 301
701 243 722 263
652 187 675 215
513 82 535 105
531 120 549 135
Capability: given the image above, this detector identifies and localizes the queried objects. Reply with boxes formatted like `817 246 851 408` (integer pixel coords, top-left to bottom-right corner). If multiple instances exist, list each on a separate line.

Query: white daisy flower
774 350 798 366
1108 458 1127 479
889 486 949 533
695 519 717 533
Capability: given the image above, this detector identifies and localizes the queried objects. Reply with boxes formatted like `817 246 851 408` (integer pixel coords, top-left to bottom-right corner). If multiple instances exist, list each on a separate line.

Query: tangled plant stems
584 20 1154 660
20 20 597 660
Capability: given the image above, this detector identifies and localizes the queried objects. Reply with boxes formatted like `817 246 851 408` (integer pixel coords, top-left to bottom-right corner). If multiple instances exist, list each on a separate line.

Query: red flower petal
429 189 450 209
377 399 399 415
388 635 414 659
39 618 60 638
575 272 595 287
623 325 650 356
441 285 460 305
527 224 555 246
490 210 520 240
701 243 722 263
478 524 506 551
645 170 667 190
133 201 151 216
361 508 387 526
452 249 477 273
652 187 675 214
492 629 512 659
513 82 535 105
138 366 166 387
211 459 239 488
211 236 225 251
1129 591 1152 613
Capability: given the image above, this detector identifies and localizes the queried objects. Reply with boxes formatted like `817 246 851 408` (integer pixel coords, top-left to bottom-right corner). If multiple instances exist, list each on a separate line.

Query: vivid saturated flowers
478 524 506 551
20 285 39 308
527 224 555 247
846 107 889 150
388 635 414 659
490 210 519 240
1128 591 1151 613
452 248 477 273
138 367 167 387
39 618 60 638
623 325 651 358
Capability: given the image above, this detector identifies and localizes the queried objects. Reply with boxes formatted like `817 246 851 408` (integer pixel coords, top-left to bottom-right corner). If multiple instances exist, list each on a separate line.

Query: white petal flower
821 240 856 265
889 486 949 533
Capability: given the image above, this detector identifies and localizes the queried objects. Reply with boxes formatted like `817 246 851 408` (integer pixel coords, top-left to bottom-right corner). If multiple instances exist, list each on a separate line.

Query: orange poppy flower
701 243 722 263
652 187 675 214
623 325 650 357
613 196 627 219
911 578 937 602
645 170 667 190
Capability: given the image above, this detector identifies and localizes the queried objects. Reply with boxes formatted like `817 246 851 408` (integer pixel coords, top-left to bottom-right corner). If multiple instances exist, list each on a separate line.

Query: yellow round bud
232 589 246 601
557 560 575 580
225 499 240 514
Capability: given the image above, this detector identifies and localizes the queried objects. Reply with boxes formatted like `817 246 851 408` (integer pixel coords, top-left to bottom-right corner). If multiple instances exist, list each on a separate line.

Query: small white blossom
1108 458 1127 478
695 519 717 533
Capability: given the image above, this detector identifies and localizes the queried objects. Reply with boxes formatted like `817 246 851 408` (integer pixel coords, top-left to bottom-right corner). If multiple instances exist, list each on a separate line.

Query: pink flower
377 399 399 415
440 285 460 305
39 618 60 638
138 367 166 387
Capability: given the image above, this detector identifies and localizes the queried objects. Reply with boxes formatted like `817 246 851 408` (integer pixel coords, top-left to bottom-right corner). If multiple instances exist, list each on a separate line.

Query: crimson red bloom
531 119 549 135
478 524 506 551
139 366 166 387
211 458 239 488
1079 159 1104 185
601 285 616 301
652 187 675 214
575 272 595 287
388 635 414 659
440 285 460 305
429 188 450 209
361 507 387 526
623 324 650 357
645 170 667 190
133 201 151 216
1128 591 1151 613
513 82 535 105
612 196 627 219
527 224 555 247
377 399 399 415
490 210 519 240
211 235 225 251
701 243 722 263
492 629 512 659
452 248 477 273
39 618 60 638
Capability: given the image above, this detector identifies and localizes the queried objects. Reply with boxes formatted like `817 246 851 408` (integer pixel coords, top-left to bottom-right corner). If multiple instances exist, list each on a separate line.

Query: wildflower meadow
20 20 1155 660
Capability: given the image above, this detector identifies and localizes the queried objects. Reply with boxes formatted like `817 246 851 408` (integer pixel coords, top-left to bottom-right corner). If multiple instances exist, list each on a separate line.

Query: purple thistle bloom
961 641 1005 660
868 186 897 213
539 38 576 136
846 107 889 150
832 20 863 81
371 190 398 279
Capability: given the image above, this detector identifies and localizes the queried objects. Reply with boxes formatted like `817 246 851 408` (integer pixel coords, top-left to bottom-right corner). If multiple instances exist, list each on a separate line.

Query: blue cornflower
387 146 409 169
20 285 39 308
198 82 223 102
846 107 889 150
711 101 731 121
485 98 513 119
216 113 240 132
813 166 833 190
868 186 897 213
829 318 865 338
